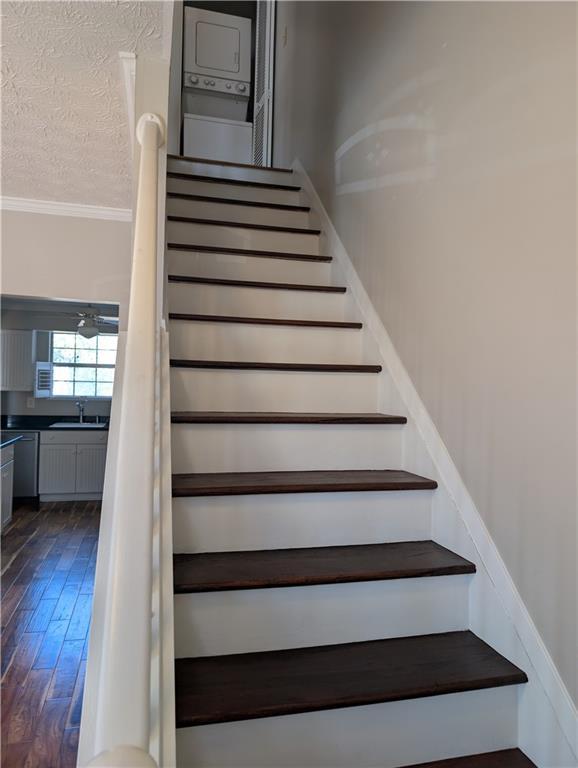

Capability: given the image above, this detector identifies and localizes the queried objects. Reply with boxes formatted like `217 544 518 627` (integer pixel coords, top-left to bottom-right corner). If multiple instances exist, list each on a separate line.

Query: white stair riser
167 248 331 283
176 687 519 768
171 423 403 473
167 220 321 256
172 491 432 552
169 369 379 411
167 196 311 228
169 320 363 363
174 576 470 658
168 158 296 186
167 282 348 320
167 176 303 206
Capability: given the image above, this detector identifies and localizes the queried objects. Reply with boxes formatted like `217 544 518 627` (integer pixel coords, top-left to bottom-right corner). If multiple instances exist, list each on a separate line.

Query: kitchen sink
50 422 107 429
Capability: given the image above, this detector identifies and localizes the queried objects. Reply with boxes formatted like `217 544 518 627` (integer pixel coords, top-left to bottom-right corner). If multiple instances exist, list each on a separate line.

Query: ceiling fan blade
96 318 119 330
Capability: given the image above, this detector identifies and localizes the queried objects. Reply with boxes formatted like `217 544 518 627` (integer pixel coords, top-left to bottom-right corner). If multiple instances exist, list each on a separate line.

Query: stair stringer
294 159 577 768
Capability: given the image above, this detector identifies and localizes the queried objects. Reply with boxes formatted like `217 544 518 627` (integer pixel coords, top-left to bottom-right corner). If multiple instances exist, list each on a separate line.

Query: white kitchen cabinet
39 431 108 498
0 330 35 391
75 445 107 493
39 444 77 494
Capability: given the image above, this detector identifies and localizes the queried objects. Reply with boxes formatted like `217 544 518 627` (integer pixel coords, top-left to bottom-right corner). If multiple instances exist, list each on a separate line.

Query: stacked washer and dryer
182 6 253 163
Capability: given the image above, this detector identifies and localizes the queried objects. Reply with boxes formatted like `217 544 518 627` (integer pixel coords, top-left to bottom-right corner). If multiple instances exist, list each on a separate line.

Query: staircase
165 155 534 768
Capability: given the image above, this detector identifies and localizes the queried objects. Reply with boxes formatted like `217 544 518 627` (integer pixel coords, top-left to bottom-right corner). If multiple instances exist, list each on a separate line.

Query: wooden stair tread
169 360 382 373
407 749 537 768
168 153 293 173
167 192 310 212
173 540 476 593
167 242 331 262
174 630 528 727
171 411 405 424
168 313 361 329
167 171 301 191
168 274 344 292
172 469 437 497
167 215 321 235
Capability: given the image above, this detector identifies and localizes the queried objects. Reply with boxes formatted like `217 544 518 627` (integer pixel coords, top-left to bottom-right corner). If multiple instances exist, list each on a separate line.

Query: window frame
49 331 118 400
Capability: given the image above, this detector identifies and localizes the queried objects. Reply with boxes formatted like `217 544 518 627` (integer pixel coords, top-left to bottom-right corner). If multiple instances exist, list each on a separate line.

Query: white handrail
87 113 165 768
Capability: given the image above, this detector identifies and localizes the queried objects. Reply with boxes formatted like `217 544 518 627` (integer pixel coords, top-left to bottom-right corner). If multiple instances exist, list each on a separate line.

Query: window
50 332 117 398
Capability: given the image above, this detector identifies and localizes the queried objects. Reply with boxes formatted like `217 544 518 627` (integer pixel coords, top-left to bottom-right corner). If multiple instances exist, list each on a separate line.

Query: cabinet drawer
40 431 108 445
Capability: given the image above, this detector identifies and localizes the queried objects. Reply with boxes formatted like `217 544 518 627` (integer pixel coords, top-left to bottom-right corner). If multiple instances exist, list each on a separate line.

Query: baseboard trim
0 196 132 222
294 158 577 766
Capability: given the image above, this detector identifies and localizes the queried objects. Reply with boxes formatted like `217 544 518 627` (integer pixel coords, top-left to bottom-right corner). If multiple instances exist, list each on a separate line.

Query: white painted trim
161 1 175 62
119 51 137 157
294 158 578 765
0 197 132 222
158 330 176 767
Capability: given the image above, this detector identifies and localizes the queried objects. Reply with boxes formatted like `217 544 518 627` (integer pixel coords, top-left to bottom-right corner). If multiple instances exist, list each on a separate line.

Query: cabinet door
75 445 107 493
39 445 77 494
0 330 34 391
1 460 14 527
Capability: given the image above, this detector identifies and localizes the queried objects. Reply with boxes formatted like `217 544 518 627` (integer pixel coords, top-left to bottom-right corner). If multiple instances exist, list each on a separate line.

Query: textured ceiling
1 1 166 208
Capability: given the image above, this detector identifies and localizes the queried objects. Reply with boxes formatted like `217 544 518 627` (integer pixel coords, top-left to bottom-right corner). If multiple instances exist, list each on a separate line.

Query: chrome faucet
76 399 87 424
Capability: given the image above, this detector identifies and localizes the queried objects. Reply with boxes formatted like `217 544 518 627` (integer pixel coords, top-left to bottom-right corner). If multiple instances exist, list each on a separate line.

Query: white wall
1 210 132 328
2 390 111 418
274 1 577 705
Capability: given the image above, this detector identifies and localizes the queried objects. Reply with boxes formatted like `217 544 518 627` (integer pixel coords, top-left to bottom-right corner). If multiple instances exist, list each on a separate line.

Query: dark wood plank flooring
173 540 476 593
1 501 100 768
175 630 528 727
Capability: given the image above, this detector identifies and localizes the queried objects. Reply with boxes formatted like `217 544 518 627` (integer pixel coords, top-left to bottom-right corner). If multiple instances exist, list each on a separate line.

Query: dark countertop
1 415 109 431
1 434 23 450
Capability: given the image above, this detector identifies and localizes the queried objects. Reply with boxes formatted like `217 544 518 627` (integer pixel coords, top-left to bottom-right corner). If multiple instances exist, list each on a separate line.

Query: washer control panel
184 72 250 98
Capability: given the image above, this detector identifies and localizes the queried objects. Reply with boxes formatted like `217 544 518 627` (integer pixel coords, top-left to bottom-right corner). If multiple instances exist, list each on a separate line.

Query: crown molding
0 196 132 222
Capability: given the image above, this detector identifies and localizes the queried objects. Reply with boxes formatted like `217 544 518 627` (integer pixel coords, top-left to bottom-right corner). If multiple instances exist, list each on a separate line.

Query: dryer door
184 7 252 83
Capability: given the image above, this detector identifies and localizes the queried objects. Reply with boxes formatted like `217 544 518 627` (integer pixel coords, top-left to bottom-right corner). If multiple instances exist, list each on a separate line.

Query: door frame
252 0 276 166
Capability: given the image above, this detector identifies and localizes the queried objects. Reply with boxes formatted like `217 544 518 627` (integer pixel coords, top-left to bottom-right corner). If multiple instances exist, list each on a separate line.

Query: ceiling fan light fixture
77 316 99 338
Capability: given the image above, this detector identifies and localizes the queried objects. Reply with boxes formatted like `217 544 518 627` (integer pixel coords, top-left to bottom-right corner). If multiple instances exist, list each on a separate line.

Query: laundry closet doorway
178 0 276 166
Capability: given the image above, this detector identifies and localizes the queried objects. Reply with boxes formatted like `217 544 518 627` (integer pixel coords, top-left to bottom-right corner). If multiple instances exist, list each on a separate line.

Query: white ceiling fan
77 312 119 339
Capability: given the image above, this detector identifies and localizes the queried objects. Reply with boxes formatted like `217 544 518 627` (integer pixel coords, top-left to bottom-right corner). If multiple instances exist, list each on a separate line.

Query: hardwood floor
1 500 100 768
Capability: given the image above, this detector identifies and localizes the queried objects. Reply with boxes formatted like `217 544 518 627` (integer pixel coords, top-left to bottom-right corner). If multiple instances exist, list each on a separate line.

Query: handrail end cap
136 113 165 148
86 745 158 768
